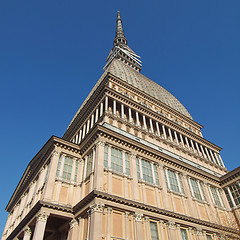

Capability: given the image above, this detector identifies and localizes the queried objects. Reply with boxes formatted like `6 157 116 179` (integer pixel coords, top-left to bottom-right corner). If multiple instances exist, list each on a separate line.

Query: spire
114 11 127 46
104 11 142 72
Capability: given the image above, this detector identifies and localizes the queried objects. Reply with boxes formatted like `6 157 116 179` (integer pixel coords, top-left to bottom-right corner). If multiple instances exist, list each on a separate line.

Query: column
105 96 108 112
143 115 147 130
205 147 212 162
226 187 236 207
95 107 99 123
185 136 191 150
113 100 116 115
149 118 154 133
188 227 194 240
175 224 182 240
168 128 173 142
89 202 104 240
106 207 112 240
190 139 196 153
121 103 125 119
23 226 32 240
93 141 105 191
100 102 104 116
166 221 176 239
43 150 60 201
125 212 130 240
195 142 201 156
136 111 140 126
128 107 132 122
179 134 185 148
90 114 94 128
158 164 170 210
133 213 144 240
200 145 206 159
77 217 84 240
182 174 195 217
174 131 179 145
86 119 90 134
156 122 160 136
82 124 86 139
217 154 225 167
214 152 221 166
159 220 166 240
162 125 167 139
144 217 151 240
130 153 139 201
78 130 82 144
68 219 79 240
32 212 49 240
209 150 216 164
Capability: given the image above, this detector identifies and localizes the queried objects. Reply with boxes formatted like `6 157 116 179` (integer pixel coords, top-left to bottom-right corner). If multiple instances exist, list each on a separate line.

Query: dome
107 59 192 119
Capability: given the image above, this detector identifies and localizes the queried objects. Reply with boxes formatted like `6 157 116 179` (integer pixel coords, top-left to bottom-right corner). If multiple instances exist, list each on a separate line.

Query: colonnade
72 96 224 168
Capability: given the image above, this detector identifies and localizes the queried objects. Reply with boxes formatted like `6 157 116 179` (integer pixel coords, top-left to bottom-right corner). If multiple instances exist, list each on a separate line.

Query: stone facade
1 12 240 240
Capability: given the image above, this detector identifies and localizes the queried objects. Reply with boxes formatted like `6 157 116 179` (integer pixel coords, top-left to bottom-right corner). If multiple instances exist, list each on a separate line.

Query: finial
114 11 127 46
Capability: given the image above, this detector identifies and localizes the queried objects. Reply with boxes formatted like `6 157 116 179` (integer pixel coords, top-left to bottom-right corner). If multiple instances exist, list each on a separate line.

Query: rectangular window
111 147 123 173
229 183 240 206
104 145 130 175
165 169 184 194
210 186 223 207
224 189 234 207
62 156 73 181
125 153 130 176
150 221 159 240
142 159 153 184
56 154 62 177
190 179 204 201
136 158 159 185
180 228 189 240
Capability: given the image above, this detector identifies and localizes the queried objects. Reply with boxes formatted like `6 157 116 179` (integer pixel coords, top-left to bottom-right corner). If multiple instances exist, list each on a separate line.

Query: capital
144 216 149 222
195 228 203 236
96 140 105 147
36 212 50 222
133 212 143 222
23 226 32 236
69 219 78 229
166 221 175 230
89 202 105 214
52 150 60 157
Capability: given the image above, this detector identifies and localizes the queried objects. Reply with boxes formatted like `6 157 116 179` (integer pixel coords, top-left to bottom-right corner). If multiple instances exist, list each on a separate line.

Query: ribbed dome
108 59 192 119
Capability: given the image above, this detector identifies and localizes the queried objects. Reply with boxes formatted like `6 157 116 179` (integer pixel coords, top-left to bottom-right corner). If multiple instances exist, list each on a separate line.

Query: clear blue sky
0 0 239 235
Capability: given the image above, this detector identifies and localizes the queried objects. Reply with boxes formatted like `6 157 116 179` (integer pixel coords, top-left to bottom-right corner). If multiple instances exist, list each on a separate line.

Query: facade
1 11 240 240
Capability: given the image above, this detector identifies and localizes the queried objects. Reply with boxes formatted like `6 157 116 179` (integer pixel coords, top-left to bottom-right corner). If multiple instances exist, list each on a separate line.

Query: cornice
81 124 222 183
220 166 240 185
73 189 239 235
6 136 81 212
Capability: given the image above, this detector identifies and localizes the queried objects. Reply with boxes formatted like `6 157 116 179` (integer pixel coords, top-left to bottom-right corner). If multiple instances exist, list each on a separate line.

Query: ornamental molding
69 219 78 229
133 212 143 222
36 212 50 222
166 221 175 230
24 226 32 236
89 202 105 214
